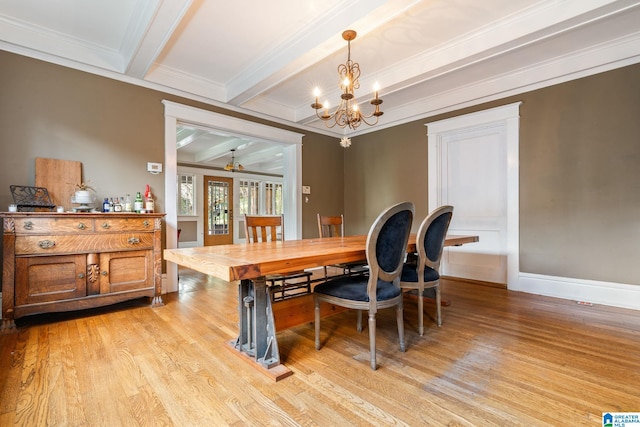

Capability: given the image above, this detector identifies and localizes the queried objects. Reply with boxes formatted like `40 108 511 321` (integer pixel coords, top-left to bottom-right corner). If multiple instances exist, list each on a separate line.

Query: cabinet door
99 250 153 294
15 254 87 305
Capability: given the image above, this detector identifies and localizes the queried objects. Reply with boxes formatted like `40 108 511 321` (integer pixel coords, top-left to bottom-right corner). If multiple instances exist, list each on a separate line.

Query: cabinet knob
77 222 87 230
128 237 140 245
143 220 150 228
38 240 56 249
23 221 34 230
101 271 108 276
78 273 85 279
102 222 110 229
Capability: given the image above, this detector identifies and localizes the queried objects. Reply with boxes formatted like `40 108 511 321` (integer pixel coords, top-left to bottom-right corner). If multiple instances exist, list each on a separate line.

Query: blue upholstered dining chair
314 201 414 370
400 205 453 335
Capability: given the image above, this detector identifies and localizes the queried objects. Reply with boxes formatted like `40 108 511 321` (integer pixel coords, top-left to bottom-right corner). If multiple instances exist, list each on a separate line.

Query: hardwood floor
1 268 638 426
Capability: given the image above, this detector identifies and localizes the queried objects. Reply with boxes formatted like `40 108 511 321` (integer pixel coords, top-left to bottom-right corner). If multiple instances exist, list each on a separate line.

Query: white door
427 103 520 286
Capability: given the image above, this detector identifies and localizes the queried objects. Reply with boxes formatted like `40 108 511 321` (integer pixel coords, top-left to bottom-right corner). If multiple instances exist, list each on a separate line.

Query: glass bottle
134 192 144 213
124 194 132 212
144 185 154 213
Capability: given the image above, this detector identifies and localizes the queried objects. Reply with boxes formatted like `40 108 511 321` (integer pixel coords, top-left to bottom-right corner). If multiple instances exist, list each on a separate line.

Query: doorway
427 102 520 288
163 101 304 293
204 176 233 246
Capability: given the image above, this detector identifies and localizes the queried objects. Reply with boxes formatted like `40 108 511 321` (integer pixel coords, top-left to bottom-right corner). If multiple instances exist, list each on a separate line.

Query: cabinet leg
151 296 164 307
1 318 16 334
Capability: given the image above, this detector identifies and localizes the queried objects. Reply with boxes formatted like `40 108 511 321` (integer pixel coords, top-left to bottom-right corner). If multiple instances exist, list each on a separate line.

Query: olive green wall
343 123 428 235
347 62 640 286
3 50 640 287
0 51 340 239
300 132 345 238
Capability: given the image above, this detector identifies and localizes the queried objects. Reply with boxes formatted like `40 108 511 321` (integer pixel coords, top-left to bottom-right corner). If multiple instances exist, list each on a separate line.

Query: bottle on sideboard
124 194 132 212
103 198 110 212
134 192 144 213
144 184 154 213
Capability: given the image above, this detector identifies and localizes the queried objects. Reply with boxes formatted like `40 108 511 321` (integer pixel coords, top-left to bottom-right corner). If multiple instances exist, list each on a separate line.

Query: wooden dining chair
400 205 453 335
317 213 368 279
243 214 312 301
314 202 414 370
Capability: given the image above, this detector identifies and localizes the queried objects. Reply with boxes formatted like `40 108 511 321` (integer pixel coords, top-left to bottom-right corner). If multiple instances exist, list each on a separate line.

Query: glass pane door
204 176 233 246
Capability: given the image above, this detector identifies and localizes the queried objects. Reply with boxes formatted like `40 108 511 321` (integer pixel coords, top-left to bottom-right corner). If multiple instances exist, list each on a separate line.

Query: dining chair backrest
244 214 284 243
418 205 454 272
366 201 414 296
317 214 345 238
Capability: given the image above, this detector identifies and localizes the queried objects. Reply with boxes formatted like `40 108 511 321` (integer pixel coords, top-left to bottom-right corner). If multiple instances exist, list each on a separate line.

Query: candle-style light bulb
373 82 380 99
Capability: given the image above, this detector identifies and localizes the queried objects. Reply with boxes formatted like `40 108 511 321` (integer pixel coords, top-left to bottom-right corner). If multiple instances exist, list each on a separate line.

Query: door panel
436 124 508 284
204 176 233 246
99 250 153 293
15 254 87 305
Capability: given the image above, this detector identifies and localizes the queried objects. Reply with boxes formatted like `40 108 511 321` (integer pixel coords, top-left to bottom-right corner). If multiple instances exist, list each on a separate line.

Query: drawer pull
38 240 56 249
101 271 108 276
23 221 34 230
128 237 140 245
143 220 150 228
101 222 110 229
78 273 85 279
77 222 87 230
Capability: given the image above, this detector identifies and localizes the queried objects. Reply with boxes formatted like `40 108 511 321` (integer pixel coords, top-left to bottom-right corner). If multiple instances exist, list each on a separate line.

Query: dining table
164 234 478 380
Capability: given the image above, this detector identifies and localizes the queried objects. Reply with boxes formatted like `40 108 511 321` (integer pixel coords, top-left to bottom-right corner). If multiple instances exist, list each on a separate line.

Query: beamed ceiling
1 0 639 174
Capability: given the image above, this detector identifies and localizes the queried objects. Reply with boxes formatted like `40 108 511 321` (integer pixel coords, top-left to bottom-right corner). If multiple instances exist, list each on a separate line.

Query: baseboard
517 273 640 310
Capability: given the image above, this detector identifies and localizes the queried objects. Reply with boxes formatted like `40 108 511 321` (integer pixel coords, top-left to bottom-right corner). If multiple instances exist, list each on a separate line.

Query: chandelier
311 30 383 130
224 149 244 172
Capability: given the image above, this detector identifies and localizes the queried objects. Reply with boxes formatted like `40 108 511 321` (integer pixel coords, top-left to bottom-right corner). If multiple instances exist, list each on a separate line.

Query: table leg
233 278 292 381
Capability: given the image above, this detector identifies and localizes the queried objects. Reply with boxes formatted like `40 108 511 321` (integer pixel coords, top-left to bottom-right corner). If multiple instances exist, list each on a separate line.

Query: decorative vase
75 190 93 204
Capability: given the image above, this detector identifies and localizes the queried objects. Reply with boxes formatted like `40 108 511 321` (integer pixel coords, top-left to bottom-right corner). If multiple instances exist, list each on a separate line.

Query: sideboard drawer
14 217 95 234
94 217 156 232
15 233 154 255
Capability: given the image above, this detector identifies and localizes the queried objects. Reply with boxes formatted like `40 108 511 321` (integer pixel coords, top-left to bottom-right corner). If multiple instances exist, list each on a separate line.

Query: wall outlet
302 185 311 194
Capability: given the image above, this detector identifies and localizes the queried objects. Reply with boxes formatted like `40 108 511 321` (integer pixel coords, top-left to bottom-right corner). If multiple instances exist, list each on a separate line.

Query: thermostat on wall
147 162 163 174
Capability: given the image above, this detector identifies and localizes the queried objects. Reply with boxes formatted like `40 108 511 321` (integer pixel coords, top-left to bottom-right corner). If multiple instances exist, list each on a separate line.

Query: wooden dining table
164 234 478 380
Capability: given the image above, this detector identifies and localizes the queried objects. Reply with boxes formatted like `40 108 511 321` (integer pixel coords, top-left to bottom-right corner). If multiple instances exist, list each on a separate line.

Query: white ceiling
1 0 640 174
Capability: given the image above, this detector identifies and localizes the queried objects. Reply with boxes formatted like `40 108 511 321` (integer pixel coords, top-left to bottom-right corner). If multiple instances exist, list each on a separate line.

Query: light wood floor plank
1 270 639 426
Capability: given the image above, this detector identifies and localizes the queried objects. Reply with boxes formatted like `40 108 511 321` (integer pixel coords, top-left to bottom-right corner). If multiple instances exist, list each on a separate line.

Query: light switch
302 185 311 194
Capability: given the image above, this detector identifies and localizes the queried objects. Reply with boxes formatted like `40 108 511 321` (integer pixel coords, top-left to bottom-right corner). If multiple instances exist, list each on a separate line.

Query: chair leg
368 311 377 370
435 283 442 327
418 286 424 336
314 296 321 350
396 299 405 353
356 310 363 332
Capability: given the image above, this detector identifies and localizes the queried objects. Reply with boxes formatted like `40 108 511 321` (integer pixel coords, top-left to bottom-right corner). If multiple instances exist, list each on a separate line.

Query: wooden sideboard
1 212 164 332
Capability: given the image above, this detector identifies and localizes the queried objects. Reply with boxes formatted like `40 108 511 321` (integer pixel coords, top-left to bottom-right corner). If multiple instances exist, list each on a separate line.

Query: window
239 180 283 215
265 182 283 215
177 174 195 216
239 180 260 215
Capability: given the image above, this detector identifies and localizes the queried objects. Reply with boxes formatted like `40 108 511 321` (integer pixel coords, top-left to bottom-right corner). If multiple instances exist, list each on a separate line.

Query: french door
204 176 233 246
